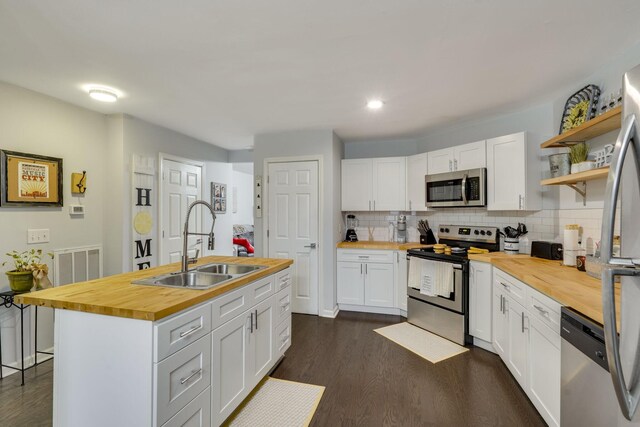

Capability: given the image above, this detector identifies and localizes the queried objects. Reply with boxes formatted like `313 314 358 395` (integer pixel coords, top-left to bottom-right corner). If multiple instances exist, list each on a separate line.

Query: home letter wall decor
132 155 157 270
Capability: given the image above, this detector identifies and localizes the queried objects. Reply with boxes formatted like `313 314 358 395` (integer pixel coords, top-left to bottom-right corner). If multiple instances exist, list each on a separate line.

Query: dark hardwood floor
272 312 546 427
0 312 545 426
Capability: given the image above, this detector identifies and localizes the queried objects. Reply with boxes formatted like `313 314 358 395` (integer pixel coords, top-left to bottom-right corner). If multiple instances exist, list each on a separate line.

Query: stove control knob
480 230 486 235
440 227 445 233
487 231 492 236
444 228 450 233
474 230 480 235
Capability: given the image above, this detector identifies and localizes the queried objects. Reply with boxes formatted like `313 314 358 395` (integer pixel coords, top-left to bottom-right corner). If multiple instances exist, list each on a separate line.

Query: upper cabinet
406 153 428 211
486 132 540 211
341 157 406 211
427 140 486 174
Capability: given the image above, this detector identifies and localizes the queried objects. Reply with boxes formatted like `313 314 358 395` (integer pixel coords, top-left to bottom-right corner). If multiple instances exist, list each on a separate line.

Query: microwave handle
461 174 468 204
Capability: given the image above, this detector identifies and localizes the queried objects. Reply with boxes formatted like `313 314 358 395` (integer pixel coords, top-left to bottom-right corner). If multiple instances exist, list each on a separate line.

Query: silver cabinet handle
358 255 370 259
521 312 525 333
462 174 468 205
254 309 258 330
179 324 202 338
454 158 458 170
369 200 371 211
360 264 363 274
249 312 254 333
373 200 376 210
602 114 639 267
500 294 504 313
603 266 640 420
449 160 453 171
365 264 368 275
180 369 202 385
500 282 510 291
304 243 317 249
533 304 549 316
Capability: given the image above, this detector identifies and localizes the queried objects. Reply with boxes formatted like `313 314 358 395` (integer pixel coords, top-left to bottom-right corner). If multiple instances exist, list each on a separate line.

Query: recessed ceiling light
367 99 384 110
89 88 118 103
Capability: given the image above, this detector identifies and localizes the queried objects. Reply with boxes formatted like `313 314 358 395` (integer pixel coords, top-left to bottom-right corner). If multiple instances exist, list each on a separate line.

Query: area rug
224 377 325 427
374 322 469 363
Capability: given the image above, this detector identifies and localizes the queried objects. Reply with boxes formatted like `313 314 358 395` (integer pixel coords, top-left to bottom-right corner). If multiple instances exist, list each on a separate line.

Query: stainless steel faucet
182 200 217 272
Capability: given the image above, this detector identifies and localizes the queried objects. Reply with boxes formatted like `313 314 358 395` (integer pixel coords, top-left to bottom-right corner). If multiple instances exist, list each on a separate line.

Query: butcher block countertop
469 252 619 327
14 256 292 321
337 241 433 251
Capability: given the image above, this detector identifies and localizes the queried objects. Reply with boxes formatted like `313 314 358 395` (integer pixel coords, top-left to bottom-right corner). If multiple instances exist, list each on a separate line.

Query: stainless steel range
407 225 500 345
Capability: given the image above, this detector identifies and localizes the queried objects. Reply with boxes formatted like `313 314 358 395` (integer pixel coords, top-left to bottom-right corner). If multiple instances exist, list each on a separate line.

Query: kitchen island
16 256 293 427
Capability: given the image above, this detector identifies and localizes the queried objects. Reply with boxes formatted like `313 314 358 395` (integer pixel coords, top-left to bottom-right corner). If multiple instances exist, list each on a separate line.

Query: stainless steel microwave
425 168 486 208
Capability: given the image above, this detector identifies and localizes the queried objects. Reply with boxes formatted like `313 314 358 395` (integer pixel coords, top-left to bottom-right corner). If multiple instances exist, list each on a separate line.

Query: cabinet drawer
276 267 292 292
275 286 292 326
249 275 275 306
156 334 211 426
337 249 394 263
494 269 526 306
275 316 292 358
155 302 212 362
527 286 561 334
161 387 211 427
211 285 251 330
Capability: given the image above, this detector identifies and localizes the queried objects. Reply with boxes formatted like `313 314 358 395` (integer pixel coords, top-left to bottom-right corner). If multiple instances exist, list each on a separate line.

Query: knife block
420 230 437 244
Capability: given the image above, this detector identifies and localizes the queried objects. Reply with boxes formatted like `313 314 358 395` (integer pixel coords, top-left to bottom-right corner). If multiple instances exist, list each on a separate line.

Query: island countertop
14 256 293 321
469 252 619 327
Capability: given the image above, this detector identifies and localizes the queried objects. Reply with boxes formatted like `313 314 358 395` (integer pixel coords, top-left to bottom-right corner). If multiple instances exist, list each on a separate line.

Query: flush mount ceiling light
89 88 118 102
367 99 384 110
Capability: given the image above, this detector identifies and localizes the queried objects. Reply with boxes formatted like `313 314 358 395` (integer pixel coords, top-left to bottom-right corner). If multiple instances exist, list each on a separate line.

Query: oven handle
407 256 463 270
462 174 468 205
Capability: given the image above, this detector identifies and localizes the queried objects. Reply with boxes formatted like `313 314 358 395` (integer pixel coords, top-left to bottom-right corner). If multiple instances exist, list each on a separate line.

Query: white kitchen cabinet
492 282 508 358
406 153 428 211
427 140 486 174
528 316 561 427
506 298 528 387
396 251 408 313
486 132 541 211
469 261 492 343
337 249 396 312
249 297 275 387
341 157 406 211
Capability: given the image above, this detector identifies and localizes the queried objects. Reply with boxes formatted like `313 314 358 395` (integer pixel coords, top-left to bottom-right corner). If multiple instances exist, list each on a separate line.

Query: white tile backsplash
346 207 619 255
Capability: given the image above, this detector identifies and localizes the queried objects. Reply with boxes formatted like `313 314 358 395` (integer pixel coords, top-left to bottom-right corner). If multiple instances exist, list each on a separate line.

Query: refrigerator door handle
602 266 640 421
602 113 640 267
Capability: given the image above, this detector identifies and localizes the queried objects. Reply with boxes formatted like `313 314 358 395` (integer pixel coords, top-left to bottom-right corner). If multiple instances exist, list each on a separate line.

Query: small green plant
569 142 590 164
3 249 53 272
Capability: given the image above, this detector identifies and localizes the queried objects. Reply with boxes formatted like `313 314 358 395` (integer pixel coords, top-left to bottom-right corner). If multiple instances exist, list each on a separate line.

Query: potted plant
570 143 595 173
3 249 53 292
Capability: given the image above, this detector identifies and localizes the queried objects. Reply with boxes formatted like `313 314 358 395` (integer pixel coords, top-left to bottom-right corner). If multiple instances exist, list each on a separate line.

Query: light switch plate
27 229 50 244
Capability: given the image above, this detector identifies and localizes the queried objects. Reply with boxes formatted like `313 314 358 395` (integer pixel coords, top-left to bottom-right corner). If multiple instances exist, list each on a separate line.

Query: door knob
304 243 317 249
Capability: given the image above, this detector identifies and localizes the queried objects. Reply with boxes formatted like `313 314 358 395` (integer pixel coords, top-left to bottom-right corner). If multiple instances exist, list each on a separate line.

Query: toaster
531 241 563 260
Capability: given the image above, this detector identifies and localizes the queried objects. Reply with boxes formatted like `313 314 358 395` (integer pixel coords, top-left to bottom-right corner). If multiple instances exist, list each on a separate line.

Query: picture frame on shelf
0 149 63 207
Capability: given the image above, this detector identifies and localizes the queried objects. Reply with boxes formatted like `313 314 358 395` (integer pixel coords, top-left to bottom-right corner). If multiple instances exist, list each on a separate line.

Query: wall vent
53 245 103 286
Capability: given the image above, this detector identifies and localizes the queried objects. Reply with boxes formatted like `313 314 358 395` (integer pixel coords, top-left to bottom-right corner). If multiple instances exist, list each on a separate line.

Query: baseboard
319 306 339 318
472 337 496 353
338 304 403 316
0 345 54 378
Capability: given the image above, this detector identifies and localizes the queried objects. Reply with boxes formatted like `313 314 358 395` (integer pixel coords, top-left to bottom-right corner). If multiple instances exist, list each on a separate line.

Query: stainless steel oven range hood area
425 168 487 208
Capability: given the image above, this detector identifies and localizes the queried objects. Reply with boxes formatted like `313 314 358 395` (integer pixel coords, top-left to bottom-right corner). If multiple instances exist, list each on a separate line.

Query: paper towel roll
564 227 580 251
563 249 579 266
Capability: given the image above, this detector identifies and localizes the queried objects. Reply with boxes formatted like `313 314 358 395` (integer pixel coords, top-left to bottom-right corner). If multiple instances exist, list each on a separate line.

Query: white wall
344 138 418 159
231 163 254 226
253 129 342 316
0 82 108 373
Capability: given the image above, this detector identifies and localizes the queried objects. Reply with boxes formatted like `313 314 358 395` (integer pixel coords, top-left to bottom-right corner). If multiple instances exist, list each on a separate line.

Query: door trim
263 155 324 317
158 153 205 265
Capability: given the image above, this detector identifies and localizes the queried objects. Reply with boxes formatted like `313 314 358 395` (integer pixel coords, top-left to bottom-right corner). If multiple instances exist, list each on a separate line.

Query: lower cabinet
469 261 492 342
396 251 408 312
491 268 560 427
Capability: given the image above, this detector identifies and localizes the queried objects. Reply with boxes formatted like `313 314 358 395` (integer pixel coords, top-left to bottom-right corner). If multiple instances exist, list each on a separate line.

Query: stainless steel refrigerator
561 64 640 426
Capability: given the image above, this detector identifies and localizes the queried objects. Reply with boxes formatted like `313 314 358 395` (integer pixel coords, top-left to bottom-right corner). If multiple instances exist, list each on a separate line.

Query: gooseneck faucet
182 200 217 273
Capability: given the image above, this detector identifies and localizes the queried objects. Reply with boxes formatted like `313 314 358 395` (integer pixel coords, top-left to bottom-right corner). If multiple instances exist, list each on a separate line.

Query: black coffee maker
345 214 358 242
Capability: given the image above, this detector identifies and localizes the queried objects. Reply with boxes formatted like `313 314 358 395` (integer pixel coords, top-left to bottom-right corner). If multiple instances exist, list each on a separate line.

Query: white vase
571 161 596 174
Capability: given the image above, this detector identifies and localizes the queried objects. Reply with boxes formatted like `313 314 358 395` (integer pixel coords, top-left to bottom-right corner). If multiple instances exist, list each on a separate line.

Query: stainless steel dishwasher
561 307 640 426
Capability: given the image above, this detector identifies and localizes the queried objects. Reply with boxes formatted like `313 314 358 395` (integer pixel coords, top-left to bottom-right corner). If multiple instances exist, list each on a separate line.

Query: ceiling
1 1 640 150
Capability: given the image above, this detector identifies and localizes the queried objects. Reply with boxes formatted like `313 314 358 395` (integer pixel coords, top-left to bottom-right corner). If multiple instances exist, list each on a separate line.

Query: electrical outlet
27 229 50 244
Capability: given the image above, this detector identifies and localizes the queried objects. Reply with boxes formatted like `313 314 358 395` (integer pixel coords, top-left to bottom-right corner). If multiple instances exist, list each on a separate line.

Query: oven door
425 168 486 208
407 258 464 313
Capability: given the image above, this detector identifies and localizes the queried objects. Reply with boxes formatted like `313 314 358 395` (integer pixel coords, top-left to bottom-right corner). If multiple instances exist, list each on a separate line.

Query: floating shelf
540 167 610 206
540 107 622 148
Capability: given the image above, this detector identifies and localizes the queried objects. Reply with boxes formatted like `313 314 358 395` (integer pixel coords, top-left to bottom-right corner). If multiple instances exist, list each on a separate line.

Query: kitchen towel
435 262 454 297
408 257 436 296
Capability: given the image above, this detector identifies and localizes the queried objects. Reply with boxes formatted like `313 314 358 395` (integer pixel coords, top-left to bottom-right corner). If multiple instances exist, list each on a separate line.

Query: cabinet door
528 316 560 427
487 133 526 210
469 261 492 342
364 262 395 308
427 148 453 174
406 153 428 211
249 297 275 389
372 157 406 211
454 140 486 170
211 312 251 425
396 251 408 312
341 159 372 211
506 298 528 388
492 285 507 358
337 262 364 305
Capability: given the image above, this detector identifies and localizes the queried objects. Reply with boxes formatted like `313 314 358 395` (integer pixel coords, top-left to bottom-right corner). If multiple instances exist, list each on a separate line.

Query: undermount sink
132 263 265 290
196 263 265 275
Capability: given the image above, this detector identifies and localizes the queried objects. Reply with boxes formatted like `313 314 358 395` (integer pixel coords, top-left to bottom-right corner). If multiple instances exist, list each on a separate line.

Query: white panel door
406 153 428 211
337 262 364 305
249 297 275 388
341 159 372 211
506 298 528 388
372 157 406 211
528 316 561 427
267 161 319 315
427 148 453 175
486 133 526 210
492 284 507 358
364 262 394 307
396 251 408 311
161 159 202 264
454 140 486 170
469 261 492 342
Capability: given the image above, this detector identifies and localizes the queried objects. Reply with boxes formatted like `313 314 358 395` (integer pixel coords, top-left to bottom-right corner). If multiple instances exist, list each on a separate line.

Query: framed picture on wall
0 150 63 207
211 182 226 214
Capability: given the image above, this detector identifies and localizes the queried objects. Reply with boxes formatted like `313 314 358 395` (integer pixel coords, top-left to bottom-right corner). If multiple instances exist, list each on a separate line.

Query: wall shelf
540 167 610 206
540 107 622 148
